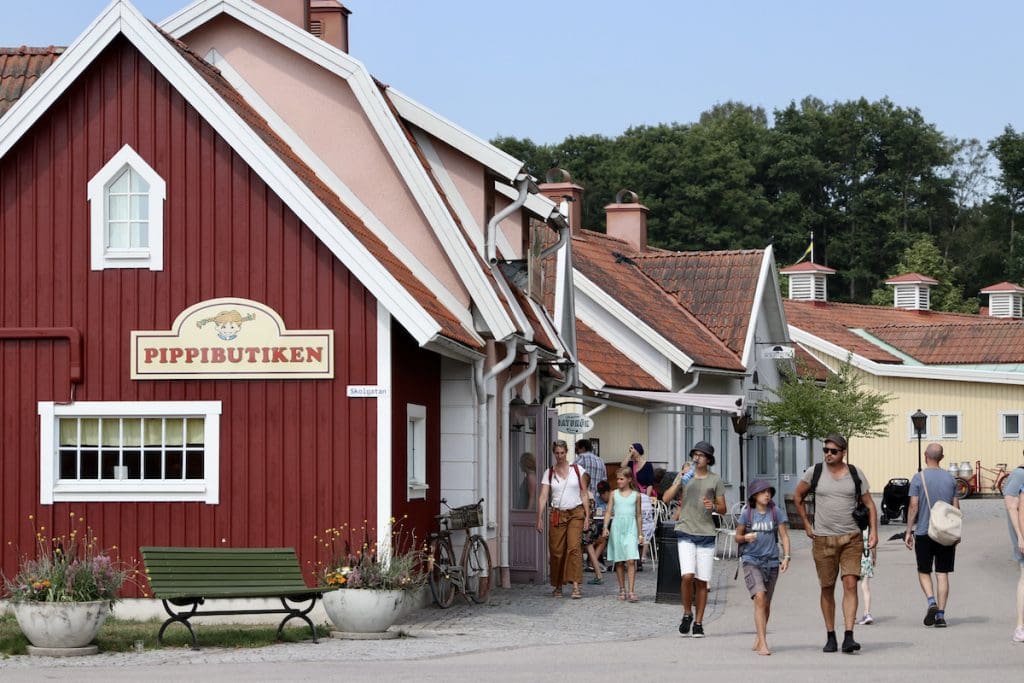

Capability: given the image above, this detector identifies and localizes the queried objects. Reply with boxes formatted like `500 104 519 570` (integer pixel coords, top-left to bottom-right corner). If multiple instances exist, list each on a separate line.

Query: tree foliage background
493 98 1024 305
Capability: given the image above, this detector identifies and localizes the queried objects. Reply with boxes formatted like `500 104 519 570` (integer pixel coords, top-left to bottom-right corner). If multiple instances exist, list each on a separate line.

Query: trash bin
655 521 680 604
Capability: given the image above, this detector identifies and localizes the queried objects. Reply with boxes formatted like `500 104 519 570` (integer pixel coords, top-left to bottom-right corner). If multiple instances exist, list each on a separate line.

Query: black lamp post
731 410 751 501
911 409 927 473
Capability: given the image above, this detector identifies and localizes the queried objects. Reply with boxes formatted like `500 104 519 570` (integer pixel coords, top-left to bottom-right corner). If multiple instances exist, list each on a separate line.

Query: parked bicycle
952 459 1010 498
427 498 493 608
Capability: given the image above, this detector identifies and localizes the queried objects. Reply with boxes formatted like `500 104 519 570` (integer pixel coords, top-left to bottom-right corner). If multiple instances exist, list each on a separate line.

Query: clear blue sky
2 1 1022 147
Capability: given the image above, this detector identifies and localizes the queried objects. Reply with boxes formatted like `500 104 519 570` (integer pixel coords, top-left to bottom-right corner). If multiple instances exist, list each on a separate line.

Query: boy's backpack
738 501 780 549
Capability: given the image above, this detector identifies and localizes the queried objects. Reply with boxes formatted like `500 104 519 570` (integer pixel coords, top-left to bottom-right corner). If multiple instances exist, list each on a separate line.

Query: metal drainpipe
585 403 607 419
539 212 569 259
499 345 537 585
474 339 517 540
678 369 701 393
486 174 533 264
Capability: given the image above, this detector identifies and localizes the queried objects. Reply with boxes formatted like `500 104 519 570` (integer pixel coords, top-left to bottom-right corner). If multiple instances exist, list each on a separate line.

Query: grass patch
0 613 319 656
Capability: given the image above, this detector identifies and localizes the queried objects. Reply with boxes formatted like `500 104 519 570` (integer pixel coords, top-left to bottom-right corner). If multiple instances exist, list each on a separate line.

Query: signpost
557 413 594 434
760 345 795 360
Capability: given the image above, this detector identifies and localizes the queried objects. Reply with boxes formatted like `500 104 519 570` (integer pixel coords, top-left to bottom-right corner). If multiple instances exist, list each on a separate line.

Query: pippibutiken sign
131 298 333 380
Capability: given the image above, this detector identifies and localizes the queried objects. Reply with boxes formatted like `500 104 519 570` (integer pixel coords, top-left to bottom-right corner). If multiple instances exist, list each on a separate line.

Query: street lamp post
911 409 927 473
731 410 751 502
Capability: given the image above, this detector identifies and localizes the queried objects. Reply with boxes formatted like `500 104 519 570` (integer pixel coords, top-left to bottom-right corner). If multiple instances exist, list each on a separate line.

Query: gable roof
161 0 516 342
0 47 63 118
0 0 479 350
572 230 744 373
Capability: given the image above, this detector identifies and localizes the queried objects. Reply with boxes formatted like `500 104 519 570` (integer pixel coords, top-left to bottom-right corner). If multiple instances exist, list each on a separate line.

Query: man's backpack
808 462 869 530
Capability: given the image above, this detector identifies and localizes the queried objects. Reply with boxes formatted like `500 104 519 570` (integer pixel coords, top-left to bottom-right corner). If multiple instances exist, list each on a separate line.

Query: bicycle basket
448 503 483 530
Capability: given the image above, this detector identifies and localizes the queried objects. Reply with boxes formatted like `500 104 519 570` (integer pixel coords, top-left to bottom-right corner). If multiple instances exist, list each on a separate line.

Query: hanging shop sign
557 413 594 434
131 298 333 380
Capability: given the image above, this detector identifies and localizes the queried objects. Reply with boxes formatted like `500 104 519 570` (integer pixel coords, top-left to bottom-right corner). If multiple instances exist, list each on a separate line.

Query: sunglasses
822 447 842 455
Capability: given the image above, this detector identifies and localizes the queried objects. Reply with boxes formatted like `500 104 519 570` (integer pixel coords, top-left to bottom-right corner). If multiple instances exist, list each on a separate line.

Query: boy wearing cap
737 479 791 656
662 441 725 638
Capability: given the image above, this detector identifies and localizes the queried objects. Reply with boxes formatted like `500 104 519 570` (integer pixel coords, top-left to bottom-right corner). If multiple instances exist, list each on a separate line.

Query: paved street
2 497 1021 681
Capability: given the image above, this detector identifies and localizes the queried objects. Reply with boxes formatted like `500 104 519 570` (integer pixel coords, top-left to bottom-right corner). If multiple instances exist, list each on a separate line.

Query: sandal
617 589 626 601
627 592 639 603
571 586 582 599
551 588 563 598
587 576 603 585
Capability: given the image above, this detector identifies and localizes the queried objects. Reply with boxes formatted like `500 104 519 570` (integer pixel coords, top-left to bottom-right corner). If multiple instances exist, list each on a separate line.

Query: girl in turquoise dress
603 468 643 602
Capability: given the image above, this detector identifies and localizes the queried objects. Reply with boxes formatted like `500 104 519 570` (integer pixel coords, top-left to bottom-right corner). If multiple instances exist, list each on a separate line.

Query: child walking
736 479 791 656
857 528 876 625
603 468 643 602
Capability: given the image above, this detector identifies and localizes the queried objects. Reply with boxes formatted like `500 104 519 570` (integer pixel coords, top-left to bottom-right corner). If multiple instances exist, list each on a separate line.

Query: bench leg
277 595 320 643
159 599 201 651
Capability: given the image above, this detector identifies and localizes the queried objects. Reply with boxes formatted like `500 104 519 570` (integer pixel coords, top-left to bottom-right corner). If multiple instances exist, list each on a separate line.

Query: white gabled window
38 401 220 504
407 403 428 500
88 145 165 271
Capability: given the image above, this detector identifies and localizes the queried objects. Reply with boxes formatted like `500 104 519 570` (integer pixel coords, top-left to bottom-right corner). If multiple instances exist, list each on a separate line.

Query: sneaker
586 576 603 585
934 616 947 628
1013 626 1024 643
924 604 938 626
678 614 693 636
691 623 705 638
822 634 838 653
841 634 861 653
857 613 874 626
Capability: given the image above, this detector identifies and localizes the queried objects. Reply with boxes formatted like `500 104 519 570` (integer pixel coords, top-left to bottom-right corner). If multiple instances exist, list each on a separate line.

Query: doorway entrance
508 404 554 583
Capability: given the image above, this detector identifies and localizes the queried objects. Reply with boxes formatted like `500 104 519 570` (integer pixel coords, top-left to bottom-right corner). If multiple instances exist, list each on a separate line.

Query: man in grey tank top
904 443 959 628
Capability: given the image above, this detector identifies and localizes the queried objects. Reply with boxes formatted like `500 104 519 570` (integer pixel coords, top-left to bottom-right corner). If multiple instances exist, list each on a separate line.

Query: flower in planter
2 513 138 603
315 518 427 592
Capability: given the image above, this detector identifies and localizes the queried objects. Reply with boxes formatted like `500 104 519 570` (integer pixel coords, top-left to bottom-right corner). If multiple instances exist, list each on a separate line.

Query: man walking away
1004 457 1024 642
793 434 878 654
905 443 959 628
574 439 607 499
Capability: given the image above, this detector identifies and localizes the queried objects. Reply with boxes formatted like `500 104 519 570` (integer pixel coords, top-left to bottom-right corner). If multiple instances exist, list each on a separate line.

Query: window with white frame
38 401 220 504
907 411 961 440
407 404 428 500
1001 412 1022 439
88 145 165 271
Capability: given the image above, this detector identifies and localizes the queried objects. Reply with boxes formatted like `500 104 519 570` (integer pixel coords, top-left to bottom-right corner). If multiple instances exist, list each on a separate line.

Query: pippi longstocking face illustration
196 309 255 340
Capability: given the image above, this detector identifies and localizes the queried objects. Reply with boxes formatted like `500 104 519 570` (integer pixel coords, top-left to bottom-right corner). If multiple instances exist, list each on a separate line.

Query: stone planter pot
321 589 406 638
12 600 110 654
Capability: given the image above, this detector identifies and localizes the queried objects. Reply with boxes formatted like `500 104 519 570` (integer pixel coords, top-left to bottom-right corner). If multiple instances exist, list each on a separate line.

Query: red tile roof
635 249 763 356
795 345 831 381
166 35 481 349
980 282 1024 293
575 319 663 390
884 273 938 285
572 230 744 372
0 47 63 118
784 300 1024 365
779 262 835 274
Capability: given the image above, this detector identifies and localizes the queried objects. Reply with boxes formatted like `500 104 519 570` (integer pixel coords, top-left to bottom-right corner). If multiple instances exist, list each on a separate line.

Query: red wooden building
0 0 574 596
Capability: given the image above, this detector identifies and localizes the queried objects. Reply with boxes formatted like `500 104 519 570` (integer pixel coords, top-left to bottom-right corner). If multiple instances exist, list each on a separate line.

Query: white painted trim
575 269 694 371
37 400 222 504
790 326 1024 385
406 403 427 500
554 241 568 335
162 0 515 341
578 363 605 390
87 143 166 271
742 248 774 369
0 1 445 346
999 411 1022 440
376 303 392 553
204 50 479 341
387 87 523 181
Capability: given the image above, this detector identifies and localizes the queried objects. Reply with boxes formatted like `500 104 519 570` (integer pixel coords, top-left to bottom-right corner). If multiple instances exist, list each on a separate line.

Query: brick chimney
885 273 937 311
980 281 1024 318
251 1 351 52
538 165 583 233
778 262 836 301
604 190 648 252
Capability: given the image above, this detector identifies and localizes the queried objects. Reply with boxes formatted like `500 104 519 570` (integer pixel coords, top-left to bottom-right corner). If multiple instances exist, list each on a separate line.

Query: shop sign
557 413 594 434
131 298 333 379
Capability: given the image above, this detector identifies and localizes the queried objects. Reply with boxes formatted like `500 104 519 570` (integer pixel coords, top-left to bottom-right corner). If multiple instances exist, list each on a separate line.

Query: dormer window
88 145 165 271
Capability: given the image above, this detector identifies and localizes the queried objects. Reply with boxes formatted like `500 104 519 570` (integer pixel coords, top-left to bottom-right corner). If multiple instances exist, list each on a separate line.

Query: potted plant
2 513 135 655
315 518 427 638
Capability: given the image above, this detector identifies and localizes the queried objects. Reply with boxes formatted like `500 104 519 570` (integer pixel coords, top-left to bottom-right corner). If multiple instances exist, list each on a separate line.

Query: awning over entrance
599 388 745 415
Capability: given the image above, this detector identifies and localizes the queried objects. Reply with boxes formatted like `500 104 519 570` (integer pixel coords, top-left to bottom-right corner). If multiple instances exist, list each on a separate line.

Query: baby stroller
879 477 910 524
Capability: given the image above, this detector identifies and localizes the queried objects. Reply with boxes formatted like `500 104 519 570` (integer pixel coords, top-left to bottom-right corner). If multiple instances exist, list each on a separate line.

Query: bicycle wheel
954 477 972 499
461 534 493 604
428 538 457 608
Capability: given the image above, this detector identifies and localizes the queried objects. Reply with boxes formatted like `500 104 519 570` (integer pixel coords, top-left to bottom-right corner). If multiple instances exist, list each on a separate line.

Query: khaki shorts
811 532 863 587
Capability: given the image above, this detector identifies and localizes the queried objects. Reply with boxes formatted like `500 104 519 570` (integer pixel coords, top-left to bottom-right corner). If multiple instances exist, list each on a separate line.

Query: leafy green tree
756 357 891 463
869 235 979 312
988 125 1024 273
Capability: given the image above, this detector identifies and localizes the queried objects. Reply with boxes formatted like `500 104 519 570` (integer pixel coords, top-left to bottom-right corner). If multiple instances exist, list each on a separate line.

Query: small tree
756 356 892 465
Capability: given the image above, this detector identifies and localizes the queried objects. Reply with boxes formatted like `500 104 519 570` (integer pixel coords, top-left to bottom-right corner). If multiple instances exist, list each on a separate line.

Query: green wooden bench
140 547 332 650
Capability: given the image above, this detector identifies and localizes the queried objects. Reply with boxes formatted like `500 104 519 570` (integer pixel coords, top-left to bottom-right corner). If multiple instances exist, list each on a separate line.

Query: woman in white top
537 439 592 598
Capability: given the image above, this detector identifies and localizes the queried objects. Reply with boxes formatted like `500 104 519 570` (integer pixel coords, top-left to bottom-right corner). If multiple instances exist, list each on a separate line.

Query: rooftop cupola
980 281 1024 318
778 262 836 301
885 273 937 311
